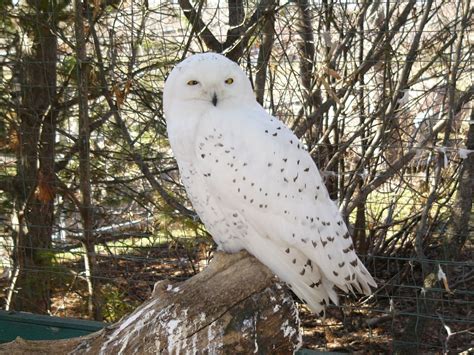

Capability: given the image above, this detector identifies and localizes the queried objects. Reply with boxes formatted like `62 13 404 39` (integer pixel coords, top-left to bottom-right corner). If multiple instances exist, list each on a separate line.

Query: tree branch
178 0 223 52
86 5 196 219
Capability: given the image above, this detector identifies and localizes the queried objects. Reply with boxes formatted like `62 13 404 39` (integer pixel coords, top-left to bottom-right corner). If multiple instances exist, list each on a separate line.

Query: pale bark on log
0 251 302 354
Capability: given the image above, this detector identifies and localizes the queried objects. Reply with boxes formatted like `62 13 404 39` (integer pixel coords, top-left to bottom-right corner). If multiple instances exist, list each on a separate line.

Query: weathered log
0 251 302 354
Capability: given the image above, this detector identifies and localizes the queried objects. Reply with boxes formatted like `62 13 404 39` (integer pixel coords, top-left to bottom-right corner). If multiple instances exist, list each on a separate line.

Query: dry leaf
114 84 125 107
113 80 132 108
325 67 341 80
93 0 101 19
35 171 55 202
8 127 20 151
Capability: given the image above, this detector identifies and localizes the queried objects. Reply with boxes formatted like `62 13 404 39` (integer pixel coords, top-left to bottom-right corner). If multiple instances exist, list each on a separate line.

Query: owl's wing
194 104 376 312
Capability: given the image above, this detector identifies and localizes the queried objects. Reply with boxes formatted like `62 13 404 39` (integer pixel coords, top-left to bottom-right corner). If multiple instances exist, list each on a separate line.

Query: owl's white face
163 53 255 116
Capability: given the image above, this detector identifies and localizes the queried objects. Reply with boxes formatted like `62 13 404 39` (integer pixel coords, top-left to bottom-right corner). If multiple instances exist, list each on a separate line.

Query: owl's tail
244 236 337 316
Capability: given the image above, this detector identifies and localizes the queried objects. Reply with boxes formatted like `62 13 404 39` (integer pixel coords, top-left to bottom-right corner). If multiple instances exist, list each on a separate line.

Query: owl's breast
178 160 247 253
167 105 255 252
166 103 225 163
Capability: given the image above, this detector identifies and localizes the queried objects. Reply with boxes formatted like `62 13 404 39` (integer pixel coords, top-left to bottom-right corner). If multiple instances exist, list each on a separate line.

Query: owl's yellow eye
187 80 199 86
225 78 234 85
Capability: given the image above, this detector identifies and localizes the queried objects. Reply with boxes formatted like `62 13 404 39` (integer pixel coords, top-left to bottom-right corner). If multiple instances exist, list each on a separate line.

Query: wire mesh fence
0 0 473 352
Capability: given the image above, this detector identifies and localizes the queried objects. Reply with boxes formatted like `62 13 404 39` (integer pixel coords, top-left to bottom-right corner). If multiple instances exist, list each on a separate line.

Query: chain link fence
0 0 472 352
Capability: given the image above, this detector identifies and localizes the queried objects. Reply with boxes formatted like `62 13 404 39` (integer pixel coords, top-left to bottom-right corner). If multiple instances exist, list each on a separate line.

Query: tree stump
0 251 302 354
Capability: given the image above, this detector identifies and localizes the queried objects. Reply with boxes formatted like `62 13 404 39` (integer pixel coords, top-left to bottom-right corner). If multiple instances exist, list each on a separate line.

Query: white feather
164 53 376 314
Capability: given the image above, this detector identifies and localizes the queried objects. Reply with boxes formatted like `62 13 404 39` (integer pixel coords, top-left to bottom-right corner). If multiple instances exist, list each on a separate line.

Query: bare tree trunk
75 0 101 321
8 0 58 314
0 252 302 355
353 187 368 254
352 12 368 253
445 109 474 256
226 0 245 61
296 0 315 108
255 13 275 105
444 0 474 255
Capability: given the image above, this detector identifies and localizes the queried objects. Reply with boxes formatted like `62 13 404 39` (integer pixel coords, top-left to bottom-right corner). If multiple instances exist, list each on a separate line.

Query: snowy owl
163 53 376 314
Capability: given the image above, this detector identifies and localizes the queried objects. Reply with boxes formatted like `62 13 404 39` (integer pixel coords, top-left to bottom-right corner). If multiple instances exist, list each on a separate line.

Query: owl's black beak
212 93 218 106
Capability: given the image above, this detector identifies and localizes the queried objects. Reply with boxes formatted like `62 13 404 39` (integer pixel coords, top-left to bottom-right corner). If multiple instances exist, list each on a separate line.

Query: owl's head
163 53 255 116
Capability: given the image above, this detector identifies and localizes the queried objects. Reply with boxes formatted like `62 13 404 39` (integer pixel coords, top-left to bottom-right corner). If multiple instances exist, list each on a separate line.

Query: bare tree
5 0 64 314
0 0 471 351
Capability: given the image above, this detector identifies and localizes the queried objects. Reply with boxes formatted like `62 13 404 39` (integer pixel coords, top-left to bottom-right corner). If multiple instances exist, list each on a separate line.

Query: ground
1 239 472 353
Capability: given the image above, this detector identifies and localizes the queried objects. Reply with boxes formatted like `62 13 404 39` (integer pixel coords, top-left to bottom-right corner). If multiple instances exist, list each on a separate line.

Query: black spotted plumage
163 53 376 314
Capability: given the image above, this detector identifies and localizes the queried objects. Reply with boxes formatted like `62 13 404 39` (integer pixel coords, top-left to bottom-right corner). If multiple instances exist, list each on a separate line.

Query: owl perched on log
163 53 376 314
